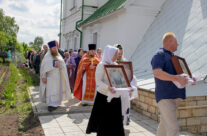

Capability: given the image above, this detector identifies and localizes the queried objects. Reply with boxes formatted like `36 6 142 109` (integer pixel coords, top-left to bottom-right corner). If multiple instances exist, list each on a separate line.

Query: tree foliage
0 31 8 46
0 8 18 50
22 42 30 55
16 42 24 54
30 36 44 50
0 9 19 37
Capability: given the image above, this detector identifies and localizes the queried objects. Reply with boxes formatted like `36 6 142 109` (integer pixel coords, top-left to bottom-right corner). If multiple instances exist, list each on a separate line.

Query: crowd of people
25 41 126 96
35 32 191 136
25 46 48 74
37 40 135 135
25 42 102 82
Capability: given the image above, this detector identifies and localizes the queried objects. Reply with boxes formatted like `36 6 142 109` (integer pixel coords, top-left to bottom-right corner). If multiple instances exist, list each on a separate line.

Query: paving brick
44 128 63 135
61 125 82 133
65 132 85 136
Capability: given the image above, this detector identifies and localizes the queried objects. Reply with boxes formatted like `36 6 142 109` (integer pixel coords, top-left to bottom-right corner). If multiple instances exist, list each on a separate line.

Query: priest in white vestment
40 40 71 112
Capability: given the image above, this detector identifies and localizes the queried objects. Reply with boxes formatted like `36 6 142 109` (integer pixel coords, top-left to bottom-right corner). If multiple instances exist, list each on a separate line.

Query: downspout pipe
75 0 84 48
59 0 63 48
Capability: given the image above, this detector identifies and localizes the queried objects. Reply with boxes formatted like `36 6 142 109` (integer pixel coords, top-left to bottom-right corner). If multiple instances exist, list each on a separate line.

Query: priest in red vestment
74 44 100 105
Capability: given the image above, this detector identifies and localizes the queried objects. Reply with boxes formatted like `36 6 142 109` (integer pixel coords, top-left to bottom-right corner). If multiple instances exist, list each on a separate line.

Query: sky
0 0 61 45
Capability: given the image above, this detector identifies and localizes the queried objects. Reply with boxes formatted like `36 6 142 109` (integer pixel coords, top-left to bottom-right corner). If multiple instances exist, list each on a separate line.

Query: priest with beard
74 44 100 105
39 40 71 112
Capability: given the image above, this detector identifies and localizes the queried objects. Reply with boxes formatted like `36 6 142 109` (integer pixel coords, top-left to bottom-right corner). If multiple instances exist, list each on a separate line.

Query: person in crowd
64 52 70 63
74 44 100 105
29 51 35 69
151 32 188 136
34 50 41 74
74 48 84 81
69 49 73 53
86 45 135 136
64 51 75 92
40 44 48 64
39 40 71 112
116 44 127 62
55 41 65 59
67 51 76 92
83 50 87 55
28 50 33 68
33 51 37 70
7 50 11 62
97 48 102 60
25 50 31 67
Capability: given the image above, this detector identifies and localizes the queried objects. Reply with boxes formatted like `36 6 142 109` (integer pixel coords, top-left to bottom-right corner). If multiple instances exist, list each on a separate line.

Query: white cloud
0 0 60 44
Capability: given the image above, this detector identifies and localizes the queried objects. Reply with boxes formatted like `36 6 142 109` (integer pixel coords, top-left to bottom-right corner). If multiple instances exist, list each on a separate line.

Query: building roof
78 0 127 27
131 0 207 96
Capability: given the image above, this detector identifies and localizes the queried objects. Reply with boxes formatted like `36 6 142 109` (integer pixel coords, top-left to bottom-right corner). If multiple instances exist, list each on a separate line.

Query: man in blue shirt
151 32 188 136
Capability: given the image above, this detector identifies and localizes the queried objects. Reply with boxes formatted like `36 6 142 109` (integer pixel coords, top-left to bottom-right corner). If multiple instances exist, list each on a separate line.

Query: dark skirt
86 92 125 136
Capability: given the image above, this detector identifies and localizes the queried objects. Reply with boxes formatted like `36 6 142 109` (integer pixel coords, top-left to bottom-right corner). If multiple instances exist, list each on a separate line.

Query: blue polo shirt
151 48 186 103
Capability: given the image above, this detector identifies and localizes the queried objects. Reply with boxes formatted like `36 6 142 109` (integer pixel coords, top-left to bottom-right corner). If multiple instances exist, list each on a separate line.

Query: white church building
61 0 108 51
61 0 207 135
60 0 165 59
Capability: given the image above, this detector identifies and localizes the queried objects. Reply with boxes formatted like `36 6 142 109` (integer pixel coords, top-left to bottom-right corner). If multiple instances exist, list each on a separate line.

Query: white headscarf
102 45 118 65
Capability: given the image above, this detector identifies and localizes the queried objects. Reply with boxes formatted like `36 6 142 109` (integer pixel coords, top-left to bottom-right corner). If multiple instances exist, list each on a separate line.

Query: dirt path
0 114 21 136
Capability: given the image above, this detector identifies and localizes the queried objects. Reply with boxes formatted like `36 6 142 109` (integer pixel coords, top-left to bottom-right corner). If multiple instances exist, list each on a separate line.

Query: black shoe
81 103 88 106
48 106 58 112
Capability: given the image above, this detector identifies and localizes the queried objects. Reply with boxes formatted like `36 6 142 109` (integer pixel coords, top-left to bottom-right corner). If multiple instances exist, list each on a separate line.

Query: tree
33 36 43 49
0 9 19 37
7 35 17 47
0 8 18 49
22 42 29 55
29 42 33 46
29 36 44 50
16 42 24 54
0 31 8 46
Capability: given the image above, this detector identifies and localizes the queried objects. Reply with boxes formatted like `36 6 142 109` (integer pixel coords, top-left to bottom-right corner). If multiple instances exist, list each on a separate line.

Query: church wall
81 0 165 59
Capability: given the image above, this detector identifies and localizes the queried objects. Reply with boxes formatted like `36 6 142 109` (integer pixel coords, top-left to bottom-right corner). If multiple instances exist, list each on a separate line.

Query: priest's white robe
39 51 71 107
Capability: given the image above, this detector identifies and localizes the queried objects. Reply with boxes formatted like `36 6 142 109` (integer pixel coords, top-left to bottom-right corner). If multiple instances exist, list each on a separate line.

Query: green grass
18 66 40 86
0 58 11 64
1 64 19 108
0 64 39 133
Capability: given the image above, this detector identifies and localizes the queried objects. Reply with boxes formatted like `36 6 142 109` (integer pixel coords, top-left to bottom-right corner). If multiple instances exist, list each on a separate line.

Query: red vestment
74 54 100 101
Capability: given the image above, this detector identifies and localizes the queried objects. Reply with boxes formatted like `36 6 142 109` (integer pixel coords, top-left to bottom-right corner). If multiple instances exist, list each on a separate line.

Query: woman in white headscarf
86 45 125 136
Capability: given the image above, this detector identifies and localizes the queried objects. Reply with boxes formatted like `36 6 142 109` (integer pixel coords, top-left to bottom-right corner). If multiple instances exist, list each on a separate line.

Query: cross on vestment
90 57 95 65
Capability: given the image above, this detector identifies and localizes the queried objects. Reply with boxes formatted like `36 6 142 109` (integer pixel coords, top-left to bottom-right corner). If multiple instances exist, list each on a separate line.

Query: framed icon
117 61 133 81
171 56 192 78
104 65 131 88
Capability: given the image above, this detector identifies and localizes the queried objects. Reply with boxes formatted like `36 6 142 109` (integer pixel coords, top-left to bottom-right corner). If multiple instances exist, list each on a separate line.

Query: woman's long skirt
86 92 125 136
67 67 75 91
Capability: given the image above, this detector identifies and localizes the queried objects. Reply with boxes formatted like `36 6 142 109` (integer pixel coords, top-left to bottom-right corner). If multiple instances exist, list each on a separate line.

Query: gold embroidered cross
90 57 95 65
